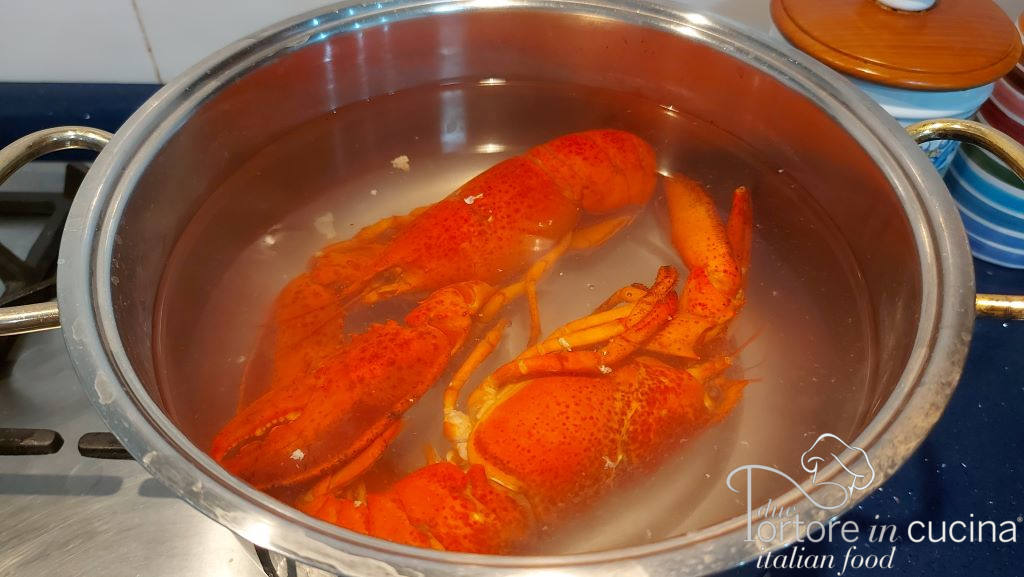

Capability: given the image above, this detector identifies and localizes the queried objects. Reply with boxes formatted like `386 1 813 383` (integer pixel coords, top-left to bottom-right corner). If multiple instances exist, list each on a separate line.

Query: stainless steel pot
0 1 1022 575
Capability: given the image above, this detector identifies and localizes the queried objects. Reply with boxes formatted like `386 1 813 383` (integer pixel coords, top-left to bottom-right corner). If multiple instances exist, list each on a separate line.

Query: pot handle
0 127 112 335
907 118 1024 320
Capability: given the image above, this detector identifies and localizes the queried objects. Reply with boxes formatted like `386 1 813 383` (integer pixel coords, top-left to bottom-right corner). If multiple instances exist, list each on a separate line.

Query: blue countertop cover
723 259 1024 576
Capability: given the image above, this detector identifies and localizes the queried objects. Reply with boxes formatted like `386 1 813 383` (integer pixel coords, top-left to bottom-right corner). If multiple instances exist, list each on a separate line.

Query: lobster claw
211 321 448 489
211 281 496 491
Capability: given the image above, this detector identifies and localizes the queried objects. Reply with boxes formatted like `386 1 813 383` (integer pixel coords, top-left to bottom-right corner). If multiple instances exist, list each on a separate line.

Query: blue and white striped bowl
945 146 1024 268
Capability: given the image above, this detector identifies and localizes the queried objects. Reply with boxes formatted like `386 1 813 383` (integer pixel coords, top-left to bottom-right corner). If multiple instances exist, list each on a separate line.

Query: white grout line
130 0 163 84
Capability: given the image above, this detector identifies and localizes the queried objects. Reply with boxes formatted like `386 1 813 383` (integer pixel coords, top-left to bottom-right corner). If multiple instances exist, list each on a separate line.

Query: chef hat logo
800 433 876 504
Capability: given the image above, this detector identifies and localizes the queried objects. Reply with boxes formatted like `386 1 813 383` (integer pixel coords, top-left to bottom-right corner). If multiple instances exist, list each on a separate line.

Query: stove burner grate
0 163 82 456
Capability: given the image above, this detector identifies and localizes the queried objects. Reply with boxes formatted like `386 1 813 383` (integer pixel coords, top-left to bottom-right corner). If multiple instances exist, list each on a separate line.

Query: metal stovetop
0 163 265 577
0 331 265 577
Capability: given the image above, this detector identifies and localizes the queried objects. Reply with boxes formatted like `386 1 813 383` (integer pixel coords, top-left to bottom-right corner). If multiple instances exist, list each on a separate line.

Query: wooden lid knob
771 0 1022 90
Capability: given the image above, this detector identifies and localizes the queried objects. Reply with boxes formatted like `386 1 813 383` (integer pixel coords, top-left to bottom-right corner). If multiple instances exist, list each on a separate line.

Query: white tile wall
0 0 157 83
0 0 1022 83
133 0 336 81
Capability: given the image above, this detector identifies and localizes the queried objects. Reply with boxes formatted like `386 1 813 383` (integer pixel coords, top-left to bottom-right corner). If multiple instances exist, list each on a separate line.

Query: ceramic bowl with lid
771 0 1022 173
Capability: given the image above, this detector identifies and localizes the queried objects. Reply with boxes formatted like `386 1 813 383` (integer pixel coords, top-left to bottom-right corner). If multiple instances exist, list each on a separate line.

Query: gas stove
0 162 270 577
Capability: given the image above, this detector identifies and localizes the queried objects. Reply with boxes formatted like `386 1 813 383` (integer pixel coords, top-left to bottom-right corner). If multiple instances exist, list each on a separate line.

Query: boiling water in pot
153 78 876 554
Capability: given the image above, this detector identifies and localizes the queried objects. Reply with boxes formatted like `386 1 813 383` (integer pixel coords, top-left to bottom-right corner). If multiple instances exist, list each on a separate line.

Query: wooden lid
771 0 1022 90
1018 11 1024 67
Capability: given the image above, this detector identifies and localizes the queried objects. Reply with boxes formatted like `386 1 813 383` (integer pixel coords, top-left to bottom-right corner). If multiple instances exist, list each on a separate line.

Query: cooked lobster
212 130 657 490
296 178 753 553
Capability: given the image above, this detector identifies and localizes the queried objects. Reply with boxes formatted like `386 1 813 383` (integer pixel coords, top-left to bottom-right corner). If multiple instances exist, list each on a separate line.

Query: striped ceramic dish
944 136 1024 268
940 41 1024 269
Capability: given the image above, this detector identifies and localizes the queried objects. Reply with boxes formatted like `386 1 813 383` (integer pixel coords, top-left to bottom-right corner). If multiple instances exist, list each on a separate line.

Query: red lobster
211 130 657 490
297 177 754 554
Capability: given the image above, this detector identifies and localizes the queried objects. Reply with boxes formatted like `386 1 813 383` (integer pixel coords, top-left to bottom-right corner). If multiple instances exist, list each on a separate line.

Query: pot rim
57 0 976 575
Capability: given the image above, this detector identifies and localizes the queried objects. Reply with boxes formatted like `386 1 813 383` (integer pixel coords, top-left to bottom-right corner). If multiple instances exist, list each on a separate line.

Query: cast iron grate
0 163 82 456
0 162 82 361
0 165 317 574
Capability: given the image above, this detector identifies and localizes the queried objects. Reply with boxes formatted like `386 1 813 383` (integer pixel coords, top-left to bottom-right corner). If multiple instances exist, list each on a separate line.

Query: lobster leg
524 235 572 345
446 301 639 459
524 215 636 341
445 264 671 460
523 307 636 357
442 318 512 460
463 267 677 427
523 181 748 368
524 214 636 345
486 266 678 382
477 215 637 336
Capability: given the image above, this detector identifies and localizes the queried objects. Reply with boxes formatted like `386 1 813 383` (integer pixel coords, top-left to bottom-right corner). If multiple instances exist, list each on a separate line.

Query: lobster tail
302 463 533 554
